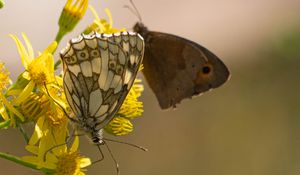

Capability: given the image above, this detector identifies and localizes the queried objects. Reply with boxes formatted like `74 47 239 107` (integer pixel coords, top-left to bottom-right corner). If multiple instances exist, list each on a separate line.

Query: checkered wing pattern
61 31 144 130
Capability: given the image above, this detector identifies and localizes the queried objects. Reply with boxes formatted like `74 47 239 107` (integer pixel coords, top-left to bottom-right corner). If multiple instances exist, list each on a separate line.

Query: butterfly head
133 22 148 37
91 129 105 145
81 125 104 145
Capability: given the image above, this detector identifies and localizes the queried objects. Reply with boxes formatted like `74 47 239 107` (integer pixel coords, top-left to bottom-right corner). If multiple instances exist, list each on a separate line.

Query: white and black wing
61 31 144 130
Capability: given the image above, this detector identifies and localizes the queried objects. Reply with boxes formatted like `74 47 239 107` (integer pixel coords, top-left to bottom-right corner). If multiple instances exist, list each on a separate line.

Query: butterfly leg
91 141 120 175
104 142 120 175
92 144 105 164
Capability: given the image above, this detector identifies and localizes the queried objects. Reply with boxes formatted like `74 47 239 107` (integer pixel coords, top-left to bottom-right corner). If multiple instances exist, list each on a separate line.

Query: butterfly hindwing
134 23 229 109
61 32 144 130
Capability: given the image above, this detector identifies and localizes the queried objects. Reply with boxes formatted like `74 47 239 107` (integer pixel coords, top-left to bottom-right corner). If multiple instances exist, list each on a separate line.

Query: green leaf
7 73 29 95
0 120 10 129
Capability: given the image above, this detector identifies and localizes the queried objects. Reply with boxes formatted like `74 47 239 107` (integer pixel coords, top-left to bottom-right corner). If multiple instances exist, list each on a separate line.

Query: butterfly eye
92 137 100 143
116 65 123 75
76 50 89 61
90 50 100 58
109 60 117 70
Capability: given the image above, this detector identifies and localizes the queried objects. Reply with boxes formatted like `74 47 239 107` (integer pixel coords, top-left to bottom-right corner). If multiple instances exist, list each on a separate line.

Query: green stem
53 28 66 70
18 124 29 144
0 152 54 174
0 120 10 129
55 29 66 45
54 59 62 70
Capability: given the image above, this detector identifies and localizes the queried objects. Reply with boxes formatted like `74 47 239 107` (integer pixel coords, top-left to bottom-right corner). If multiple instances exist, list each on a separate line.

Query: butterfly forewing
61 31 144 131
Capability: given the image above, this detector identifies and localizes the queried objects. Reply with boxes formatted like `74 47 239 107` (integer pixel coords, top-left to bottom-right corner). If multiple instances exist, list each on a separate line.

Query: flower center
27 64 48 85
56 152 82 175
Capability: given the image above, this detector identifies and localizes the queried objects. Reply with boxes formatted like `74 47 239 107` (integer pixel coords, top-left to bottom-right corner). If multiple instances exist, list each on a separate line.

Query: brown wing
142 31 230 109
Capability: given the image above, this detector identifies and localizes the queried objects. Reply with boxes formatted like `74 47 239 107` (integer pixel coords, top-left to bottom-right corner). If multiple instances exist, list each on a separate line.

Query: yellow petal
65 0 72 8
55 76 63 85
9 34 31 68
94 20 105 33
79 0 89 18
0 94 24 121
5 89 22 96
80 158 92 168
46 151 58 164
104 8 113 29
43 41 57 55
45 54 55 77
21 33 34 61
22 156 39 164
22 71 31 80
0 103 9 121
46 132 66 156
28 116 45 145
39 160 57 170
52 122 68 145
70 136 79 152
25 145 39 154
89 5 100 21
38 129 56 160
12 80 35 106
46 54 55 68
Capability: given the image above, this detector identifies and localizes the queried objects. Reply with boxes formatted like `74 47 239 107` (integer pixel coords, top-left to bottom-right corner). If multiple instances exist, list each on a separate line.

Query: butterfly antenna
92 144 105 164
43 83 78 124
104 138 148 152
104 142 120 175
124 0 142 22
123 5 139 19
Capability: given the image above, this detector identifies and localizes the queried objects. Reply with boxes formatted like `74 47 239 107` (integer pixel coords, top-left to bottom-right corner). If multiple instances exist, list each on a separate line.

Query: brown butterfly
133 22 230 109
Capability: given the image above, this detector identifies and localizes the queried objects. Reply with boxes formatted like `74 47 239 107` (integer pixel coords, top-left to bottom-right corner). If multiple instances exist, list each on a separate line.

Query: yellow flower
20 74 76 172
0 62 10 91
105 78 144 136
24 103 69 168
19 92 49 122
0 62 10 121
9 33 58 106
27 83 70 146
56 0 89 42
0 61 24 123
105 115 133 136
23 136 91 175
84 6 125 34
118 78 144 118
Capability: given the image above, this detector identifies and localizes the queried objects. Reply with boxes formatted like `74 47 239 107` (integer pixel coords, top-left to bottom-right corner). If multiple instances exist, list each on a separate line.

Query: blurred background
0 0 300 175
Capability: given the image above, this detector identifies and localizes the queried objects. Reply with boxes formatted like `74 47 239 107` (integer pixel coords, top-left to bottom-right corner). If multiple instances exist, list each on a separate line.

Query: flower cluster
0 0 144 174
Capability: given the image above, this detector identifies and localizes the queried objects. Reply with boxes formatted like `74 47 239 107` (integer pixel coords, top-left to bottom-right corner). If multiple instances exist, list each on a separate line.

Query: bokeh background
1 0 300 175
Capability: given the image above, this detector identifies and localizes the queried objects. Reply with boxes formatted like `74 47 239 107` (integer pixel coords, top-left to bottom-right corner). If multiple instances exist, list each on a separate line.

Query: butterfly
133 22 230 109
60 31 144 144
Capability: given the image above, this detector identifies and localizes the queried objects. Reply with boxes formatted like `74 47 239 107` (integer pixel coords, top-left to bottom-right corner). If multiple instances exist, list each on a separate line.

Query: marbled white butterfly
60 31 144 145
